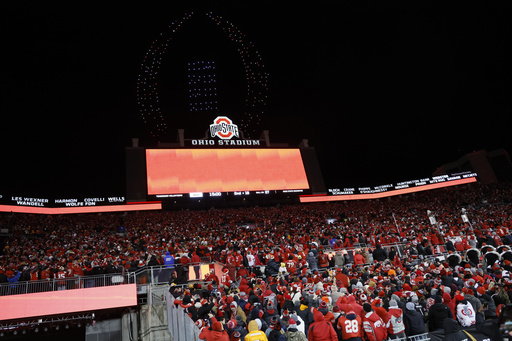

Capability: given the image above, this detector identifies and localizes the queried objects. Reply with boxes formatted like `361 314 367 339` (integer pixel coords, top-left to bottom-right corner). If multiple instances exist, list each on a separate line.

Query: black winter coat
428 303 453 331
266 259 279 276
372 247 387 262
443 318 468 341
403 309 425 337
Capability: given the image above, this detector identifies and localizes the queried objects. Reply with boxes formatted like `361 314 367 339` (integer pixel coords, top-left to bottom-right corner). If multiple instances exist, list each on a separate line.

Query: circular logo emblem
209 116 239 140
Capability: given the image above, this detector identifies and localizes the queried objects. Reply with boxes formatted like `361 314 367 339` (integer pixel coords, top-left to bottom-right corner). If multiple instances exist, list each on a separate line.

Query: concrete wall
86 318 122 341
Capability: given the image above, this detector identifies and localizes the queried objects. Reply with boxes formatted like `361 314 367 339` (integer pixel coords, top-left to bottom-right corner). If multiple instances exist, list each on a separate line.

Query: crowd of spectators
1 182 512 340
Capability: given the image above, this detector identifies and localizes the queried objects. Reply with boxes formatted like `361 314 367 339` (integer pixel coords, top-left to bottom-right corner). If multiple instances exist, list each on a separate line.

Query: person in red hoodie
332 267 347 284
370 298 388 323
362 303 387 341
308 310 338 341
346 294 364 317
443 292 456 318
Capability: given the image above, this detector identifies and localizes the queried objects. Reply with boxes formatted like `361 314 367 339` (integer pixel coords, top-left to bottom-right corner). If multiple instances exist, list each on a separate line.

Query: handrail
0 272 135 297
0 262 215 297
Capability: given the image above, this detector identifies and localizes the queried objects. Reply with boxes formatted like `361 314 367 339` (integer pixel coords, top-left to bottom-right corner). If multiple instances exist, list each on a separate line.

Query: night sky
1 1 511 198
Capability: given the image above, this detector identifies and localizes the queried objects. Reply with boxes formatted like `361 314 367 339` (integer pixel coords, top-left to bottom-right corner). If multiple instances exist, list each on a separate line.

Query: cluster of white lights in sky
136 11 268 139
188 60 218 112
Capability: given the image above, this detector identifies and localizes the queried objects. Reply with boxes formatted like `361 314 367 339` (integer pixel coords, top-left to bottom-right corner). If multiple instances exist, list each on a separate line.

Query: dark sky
1 1 511 198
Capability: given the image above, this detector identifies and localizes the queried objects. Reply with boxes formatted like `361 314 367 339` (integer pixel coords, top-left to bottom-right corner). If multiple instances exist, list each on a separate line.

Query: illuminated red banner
0 203 162 214
0 284 137 321
146 149 310 195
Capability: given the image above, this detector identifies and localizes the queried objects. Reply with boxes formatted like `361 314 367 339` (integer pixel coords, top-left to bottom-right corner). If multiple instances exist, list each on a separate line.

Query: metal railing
166 287 201 341
132 265 176 286
0 263 210 297
0 272 135 296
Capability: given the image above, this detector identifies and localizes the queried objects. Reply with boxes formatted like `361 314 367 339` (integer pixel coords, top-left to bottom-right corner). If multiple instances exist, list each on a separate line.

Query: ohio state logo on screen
210 116 239 140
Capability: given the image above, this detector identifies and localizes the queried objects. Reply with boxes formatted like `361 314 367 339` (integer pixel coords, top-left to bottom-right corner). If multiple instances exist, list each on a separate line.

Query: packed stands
1 182 511 340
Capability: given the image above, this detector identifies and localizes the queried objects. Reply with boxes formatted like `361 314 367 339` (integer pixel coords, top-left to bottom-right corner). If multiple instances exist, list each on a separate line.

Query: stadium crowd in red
1 183 512 340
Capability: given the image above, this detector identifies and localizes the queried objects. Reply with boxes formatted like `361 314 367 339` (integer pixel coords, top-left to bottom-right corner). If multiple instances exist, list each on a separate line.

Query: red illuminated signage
146 149 310 195
0 284 137 321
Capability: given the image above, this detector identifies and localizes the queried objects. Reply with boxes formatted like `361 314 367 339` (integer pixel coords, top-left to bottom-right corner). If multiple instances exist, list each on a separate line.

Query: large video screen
146 149 310 195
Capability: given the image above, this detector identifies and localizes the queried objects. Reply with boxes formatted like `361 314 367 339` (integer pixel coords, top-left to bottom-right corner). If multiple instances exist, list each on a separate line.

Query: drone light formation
136 12 269 140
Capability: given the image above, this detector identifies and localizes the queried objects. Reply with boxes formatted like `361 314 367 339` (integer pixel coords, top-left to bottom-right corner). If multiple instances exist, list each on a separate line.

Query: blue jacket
164 252 175 268
8 270 20 284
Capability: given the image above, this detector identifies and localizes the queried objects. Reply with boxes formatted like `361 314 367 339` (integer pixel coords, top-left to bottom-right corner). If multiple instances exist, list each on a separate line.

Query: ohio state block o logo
209 116 240 140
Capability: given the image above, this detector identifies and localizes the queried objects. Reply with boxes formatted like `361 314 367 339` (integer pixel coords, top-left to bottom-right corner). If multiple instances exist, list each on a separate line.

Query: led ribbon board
146 149 310 195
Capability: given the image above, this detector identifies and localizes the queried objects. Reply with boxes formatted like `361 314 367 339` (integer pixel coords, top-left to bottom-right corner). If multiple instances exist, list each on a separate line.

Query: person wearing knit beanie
403 302 425 337
387 299 406 339
267 316 283 341
226 319 236 330
288 318 298 329
212 321 223 331
284 318 307 341
230 331 241 341
199 319 230 341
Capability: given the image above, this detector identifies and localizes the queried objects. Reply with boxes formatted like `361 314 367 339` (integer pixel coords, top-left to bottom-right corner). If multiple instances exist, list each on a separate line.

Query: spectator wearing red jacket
338 310 363 340
198 318 230 341
318 253 329 269
346 295 364 317
234 251 244 268
443 292 456 318
362 303 388 341
219 268 232 291
191 252 201 280
308 310 337 341
353 251 366 266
